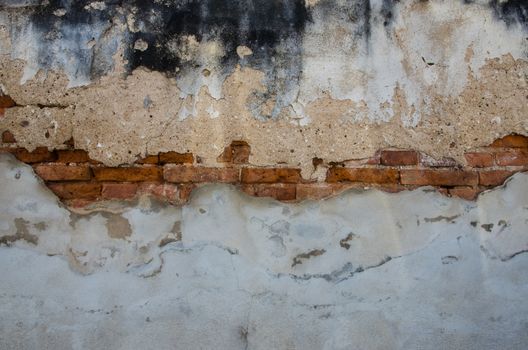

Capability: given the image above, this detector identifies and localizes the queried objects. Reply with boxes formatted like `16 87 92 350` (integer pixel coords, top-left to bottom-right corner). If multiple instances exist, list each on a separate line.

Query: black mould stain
490 0 528 28
128 0 309 76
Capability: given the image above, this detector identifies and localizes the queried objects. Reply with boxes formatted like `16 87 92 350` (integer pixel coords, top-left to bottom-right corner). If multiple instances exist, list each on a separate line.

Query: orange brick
136 155 159 164
217 141 251 164
137 182 180 202
159 151 194 164
380 150 418 166
448 187 480 201
35 164 91 181
242 183 296 201
93 167 162 182
56 150 90 163
495 149 528 166
241 168 301 183
164 165 239 183
13 147 56 163
296 183 345 200
0 95 16 108
2 130 16 143
101 183 138 200
400 169 478 186
326 167 399 184
47 182 101 199
490 134 528 148
479 170 515 186
464 152 494 167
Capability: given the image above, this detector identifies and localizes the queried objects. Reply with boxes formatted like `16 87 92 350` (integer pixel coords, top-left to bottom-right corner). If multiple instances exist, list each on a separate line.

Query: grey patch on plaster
424 214 461 223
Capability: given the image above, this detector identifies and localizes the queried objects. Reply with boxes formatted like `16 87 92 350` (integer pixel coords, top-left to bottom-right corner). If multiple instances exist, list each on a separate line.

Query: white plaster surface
1 154 528 349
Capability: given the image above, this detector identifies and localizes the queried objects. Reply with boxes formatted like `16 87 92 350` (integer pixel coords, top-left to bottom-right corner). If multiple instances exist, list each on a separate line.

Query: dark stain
424 214 460 223
441 255 459 264
490 0 528 28
470 221 478 227
481 223 494 232
292 248 326 267
339 232 357 250
0 218 39 246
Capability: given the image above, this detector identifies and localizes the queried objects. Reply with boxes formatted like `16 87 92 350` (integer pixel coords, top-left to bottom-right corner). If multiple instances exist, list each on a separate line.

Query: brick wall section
1 120 527 204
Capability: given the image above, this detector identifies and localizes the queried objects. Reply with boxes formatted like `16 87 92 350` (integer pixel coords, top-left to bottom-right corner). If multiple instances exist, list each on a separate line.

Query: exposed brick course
47 182 102 199
93 167 162 182
400 169 478 186
35 164 91 181
241 168 301 183
326 167 399 184
2 134 527 205
164 165 239 183
380 150 418 166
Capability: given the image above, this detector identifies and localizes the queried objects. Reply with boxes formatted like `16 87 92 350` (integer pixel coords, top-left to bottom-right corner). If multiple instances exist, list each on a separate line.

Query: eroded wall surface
0 0 527 172
1 1 528 348
1 153 528 349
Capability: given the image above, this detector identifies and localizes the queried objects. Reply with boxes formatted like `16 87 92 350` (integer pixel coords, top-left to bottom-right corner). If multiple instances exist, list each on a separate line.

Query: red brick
159 151 194 164
400 169 478 186
136 155 159 164
296 183 346 200
101 183 138 200
448 187 481 201
495 149 528 166
490 134 528 148
241 168 301 183
93 167 162 182
13 147 56 163
164 165 239 183
464 152 494 167
380 150 418 166
137 182 180 202
2 130 16 143
217 141 251 164
35 164 91 181
179 184 196 202
479 170 515 186
326 167 399 184
0 95 16 108
56 150 90 163
47 182 101 199
242 184 296 201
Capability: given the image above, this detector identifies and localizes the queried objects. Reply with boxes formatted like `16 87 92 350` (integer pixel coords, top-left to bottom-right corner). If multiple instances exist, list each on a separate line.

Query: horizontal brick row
1 133 527 205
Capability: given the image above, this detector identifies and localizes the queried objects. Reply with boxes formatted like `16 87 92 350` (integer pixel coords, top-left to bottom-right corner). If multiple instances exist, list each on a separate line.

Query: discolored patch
0 218 38 246
102 213 132 239
292 248 326 267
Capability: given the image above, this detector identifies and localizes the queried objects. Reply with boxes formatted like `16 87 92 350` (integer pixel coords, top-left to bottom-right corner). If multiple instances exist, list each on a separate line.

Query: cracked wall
1 1 528 348
1 151 528 348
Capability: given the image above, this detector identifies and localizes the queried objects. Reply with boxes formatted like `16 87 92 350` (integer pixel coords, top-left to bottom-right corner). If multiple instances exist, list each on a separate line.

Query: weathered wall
1 1 528 348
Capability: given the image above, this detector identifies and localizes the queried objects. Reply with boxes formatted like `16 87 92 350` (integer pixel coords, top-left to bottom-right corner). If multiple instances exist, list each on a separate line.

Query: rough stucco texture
0 0 527 175
1 151 528 349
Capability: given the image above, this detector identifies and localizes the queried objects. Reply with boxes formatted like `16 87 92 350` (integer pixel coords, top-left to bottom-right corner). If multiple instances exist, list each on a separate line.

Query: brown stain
0 218 38 246
102 213 132 239
159 221 182 247
339 232 357 250
292 249 326 267
33 221 47 231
